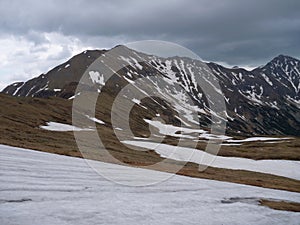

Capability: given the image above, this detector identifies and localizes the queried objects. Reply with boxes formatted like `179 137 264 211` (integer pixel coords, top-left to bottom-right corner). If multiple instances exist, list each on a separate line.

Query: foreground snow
0 145 299 225
123 141 300 180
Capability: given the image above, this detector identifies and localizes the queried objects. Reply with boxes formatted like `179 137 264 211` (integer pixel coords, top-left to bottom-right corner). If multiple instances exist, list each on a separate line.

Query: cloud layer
0 0 299 89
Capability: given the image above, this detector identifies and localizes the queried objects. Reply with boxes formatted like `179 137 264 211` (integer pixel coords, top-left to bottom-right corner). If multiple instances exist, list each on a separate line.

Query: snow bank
0 144 299 225
123 141 300 180
40 122 93 131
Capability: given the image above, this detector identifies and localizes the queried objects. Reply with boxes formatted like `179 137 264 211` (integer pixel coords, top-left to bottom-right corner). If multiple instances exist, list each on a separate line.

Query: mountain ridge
2 46 300 136
3 49 299 95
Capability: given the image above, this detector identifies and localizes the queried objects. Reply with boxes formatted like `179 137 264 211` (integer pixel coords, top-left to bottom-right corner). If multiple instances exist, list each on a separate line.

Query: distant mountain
2 46 300 136
2 49 107 99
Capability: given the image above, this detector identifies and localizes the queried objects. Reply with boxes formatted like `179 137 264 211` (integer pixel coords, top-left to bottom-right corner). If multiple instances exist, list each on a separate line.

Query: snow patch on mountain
40 122 93 131
89 71 105 85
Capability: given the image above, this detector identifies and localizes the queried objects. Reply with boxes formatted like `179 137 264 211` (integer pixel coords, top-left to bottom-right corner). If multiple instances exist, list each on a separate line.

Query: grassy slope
0 93 299 195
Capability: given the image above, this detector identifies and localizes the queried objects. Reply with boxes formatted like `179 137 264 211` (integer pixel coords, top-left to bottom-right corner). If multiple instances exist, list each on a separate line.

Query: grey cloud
26 31 49 46
0 0 299 66
46 45 72 61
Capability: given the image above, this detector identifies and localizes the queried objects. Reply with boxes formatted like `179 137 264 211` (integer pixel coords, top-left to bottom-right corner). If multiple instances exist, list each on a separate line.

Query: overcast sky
0 0 299 90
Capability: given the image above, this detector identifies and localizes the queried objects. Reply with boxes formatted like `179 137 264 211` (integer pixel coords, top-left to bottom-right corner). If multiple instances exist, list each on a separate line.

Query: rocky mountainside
2 46 300 136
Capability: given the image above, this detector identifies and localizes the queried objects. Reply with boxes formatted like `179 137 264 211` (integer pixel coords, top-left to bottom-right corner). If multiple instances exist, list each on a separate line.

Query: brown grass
259 199 300 212
0 93 300 193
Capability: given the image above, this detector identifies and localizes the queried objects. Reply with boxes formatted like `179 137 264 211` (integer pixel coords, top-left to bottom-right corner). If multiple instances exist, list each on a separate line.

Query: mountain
2 46 300 136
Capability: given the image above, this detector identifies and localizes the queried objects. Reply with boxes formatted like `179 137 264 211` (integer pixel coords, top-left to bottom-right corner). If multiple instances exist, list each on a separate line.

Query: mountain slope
2 46 300 136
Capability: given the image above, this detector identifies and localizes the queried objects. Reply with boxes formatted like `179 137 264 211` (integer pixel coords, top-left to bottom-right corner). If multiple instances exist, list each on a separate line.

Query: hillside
3 46 300 136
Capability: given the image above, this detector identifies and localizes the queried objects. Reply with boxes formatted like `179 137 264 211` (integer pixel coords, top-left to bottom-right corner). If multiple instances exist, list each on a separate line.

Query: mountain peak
270 54 299 64
257 54 300 73
1 49 300 136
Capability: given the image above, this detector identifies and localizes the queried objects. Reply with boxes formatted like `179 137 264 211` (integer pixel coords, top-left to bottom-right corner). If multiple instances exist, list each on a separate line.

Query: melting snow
199 133 232 140
261 73 273 86
12 83 24 96
119 56 143 70
226 137 291 143
40 122 93 131
1 144 299 224
86 115 105 125
145 119 206 139
25 85 36 97
89 71 105 85
68 92 81 100
132 98 141 105
123 76 135 84
123 141 300 180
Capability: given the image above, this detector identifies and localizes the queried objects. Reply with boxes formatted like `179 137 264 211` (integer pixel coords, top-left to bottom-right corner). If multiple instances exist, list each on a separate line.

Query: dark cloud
0 0 299 66
26 31 49 46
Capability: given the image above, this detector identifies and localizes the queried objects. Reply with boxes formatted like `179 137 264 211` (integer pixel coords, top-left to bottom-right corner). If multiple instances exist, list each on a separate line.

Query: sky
0 0 299 90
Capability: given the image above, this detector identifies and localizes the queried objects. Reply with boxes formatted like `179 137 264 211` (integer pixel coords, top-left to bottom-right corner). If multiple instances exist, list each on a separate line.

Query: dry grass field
1 93 299 207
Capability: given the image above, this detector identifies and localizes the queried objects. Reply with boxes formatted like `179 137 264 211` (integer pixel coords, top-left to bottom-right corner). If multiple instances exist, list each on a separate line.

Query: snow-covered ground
123 141 300 180
144 118 292 143
0 144 299 225
85 115 105 125
226 137 292 143
40 122 93 131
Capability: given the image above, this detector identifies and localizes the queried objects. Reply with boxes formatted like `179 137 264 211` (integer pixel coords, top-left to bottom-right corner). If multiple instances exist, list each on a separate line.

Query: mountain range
2 46 300 136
